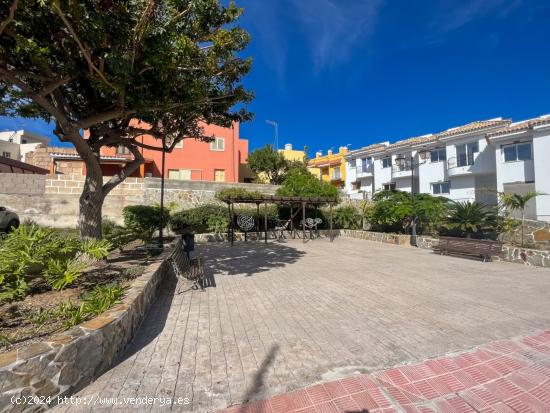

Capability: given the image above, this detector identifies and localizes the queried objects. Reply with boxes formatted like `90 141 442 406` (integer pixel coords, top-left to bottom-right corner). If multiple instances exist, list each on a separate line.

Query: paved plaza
55 238 550 412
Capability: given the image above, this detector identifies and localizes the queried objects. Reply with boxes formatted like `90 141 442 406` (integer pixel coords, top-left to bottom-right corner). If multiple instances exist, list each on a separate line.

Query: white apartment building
0 130 49 162
344 143 387 200
488 115 550 221
344 115 550 222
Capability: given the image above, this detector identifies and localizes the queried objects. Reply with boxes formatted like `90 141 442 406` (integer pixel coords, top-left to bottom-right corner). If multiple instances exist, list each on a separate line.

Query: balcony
391 160 413 179
356 164 373 178
447 154 477 177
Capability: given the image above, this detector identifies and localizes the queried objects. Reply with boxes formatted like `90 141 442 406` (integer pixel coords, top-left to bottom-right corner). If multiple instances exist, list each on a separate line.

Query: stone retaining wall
494 245 550 267
0 245 176 412
0 173 278 227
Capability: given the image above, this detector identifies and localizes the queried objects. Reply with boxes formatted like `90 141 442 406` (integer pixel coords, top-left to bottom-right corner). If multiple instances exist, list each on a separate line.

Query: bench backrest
439 236 503 255
170 239 191 271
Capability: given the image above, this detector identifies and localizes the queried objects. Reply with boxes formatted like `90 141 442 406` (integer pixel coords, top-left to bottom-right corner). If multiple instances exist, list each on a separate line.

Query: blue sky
2 0 550 153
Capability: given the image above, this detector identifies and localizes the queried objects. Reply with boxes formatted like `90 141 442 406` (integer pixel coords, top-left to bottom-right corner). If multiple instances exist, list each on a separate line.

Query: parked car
0 207 19 232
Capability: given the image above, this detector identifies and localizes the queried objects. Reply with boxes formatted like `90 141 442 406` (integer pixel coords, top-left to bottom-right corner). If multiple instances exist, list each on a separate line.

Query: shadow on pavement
198 242 306 277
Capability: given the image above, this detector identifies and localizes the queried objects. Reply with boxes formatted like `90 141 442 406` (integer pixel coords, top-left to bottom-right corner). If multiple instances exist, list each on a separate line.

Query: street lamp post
395 149 429 247
158 134 167 248
266 120 279 150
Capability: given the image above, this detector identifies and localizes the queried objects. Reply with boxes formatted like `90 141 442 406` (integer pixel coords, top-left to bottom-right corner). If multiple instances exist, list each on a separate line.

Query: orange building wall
100 121 246 183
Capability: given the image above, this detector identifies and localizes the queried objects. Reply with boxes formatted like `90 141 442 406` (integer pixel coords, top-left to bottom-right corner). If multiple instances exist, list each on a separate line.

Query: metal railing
356 164 373 175
391 160 413 173
447 153 475 169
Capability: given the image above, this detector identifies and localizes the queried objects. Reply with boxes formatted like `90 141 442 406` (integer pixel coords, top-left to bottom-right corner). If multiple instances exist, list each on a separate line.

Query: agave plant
445 201 494 238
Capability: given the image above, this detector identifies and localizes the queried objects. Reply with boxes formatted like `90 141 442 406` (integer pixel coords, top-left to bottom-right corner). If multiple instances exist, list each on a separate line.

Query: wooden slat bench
437 236 503 262
169 239 205 293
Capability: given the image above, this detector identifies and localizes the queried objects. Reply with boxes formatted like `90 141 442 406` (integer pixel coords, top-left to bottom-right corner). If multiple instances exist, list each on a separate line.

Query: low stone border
0 243 177 412
194 229 550 268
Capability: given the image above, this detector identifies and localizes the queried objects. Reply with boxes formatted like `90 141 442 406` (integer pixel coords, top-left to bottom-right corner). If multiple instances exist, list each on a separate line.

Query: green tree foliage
0 0 252 239
247 145 309 184
365 190 449 234
500 192 546 246
276 169 339 199
445 201 496 238
247 145 289 184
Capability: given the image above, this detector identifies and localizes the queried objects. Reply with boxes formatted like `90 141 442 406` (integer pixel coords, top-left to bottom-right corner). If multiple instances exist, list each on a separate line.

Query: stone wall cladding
0 244 176 412
494 245 550 268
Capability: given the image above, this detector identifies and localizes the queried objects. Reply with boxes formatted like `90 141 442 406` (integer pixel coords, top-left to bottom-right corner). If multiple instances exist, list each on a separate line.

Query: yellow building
307 146 348 188
279 143 306 162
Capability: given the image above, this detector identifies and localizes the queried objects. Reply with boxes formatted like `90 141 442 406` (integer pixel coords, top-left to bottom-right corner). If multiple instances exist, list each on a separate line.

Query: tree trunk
521 211 525 247
79 158 105 240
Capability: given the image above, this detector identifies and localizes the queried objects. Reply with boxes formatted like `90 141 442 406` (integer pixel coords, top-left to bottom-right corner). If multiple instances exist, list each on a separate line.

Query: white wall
0 140 20 160
449 175 476 203
418 154 447 195
533 129 550 221
373 156 392 191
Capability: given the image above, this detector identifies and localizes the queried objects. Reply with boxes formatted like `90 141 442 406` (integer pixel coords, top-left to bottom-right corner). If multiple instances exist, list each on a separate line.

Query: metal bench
437 236 503 262
169 239 205 293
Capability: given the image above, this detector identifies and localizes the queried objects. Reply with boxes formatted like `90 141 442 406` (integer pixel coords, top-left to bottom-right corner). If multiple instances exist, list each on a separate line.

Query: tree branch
0 67 70 126
102 143 144 196
39 76 72 97
0 0 18 36
78 108 135 129
52 3 116 89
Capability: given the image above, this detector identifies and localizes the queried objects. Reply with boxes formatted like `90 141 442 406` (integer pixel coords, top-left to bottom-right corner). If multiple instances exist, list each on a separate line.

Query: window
168 169 192 180
503 142 532 162
430 148 447 163
352 181 362 190
456 142 479 167
382 157 392 168
214 169 226 182
383 182 396 190
361 157 369 172
349 159 356 168
2 151 11 159
21 139 27 144
210 137 225 151
432 181 451 195
116 145 130 155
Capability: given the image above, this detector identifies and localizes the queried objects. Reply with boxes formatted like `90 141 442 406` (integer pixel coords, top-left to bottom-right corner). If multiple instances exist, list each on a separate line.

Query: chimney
316 151 322 158
339 146 348 153
327 149 333 156
285 143 293 151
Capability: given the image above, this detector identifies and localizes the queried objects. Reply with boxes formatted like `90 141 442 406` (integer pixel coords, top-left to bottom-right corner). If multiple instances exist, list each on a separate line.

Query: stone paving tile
55 238 550 412
218 329 550 413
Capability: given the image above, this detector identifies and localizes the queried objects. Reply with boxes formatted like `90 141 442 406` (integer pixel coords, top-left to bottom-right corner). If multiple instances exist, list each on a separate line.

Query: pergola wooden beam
224 195 338 245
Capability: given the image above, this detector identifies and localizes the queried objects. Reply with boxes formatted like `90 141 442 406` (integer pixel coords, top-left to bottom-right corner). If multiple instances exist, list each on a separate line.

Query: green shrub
365 190 449 234
0 225 111 302
333 205 362 230
207 215 230 233
215 188 263 202
170 204 227 233
122 205 170 243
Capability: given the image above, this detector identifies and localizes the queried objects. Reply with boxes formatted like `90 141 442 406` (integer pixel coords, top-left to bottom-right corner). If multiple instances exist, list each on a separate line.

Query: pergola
224 195 339 245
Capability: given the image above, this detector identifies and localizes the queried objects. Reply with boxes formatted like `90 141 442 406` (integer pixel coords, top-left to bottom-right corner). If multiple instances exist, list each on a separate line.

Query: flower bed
0 243 177 411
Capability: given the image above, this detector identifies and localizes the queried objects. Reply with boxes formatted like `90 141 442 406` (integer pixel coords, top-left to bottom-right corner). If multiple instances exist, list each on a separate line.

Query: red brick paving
218 329 550 412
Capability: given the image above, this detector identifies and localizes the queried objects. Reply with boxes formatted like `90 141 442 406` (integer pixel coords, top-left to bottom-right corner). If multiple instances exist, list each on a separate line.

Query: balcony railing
447 153 475 169
356 164 373 175
391 160 413 173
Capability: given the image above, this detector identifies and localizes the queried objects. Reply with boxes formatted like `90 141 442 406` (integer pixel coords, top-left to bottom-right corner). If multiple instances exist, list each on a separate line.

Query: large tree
0 0 252 239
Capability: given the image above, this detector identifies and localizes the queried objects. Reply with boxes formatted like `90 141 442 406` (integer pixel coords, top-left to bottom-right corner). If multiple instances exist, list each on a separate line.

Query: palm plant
445 201 493 238
500 192 545 246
